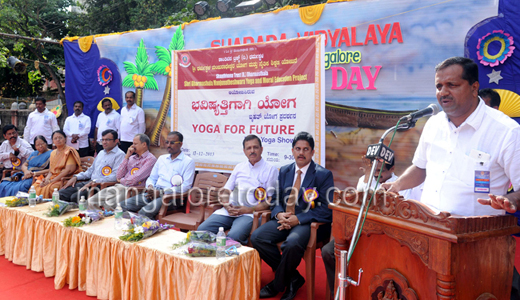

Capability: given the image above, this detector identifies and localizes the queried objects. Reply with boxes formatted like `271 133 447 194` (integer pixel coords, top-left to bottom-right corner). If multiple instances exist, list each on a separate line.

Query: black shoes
259 280 279 298
280 273 305 300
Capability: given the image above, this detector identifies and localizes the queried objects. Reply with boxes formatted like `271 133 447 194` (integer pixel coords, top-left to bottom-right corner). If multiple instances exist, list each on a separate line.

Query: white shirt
146 152 195 193
95 110 120 143
0 138 33 168
24 108 59 144
292 162 311 186
214 158 279 218
63 113 91 149
120 104 145 142
413 99 520 216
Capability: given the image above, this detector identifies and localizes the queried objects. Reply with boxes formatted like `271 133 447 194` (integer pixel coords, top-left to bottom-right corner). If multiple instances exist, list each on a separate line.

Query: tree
0 0 76 101
73 0 187 35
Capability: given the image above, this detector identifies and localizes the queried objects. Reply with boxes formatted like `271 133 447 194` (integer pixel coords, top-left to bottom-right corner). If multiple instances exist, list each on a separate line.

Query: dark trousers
78 147 90 157
59 181 100 203
119 141 133 154
251 219 331 292
322 239 336 298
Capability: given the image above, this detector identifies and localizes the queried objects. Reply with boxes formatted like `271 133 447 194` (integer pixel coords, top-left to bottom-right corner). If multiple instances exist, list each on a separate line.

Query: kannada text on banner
172 36 325 171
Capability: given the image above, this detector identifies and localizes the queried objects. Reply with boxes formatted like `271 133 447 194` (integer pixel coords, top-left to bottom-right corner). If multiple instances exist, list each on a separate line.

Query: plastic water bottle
114 203 123 230
216 227 226 260
52 188 59 205
28 186 36 207
79 196 87 213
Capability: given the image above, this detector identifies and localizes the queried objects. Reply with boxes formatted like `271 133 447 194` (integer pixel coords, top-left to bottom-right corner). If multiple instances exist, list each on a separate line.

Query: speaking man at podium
382 56 520 216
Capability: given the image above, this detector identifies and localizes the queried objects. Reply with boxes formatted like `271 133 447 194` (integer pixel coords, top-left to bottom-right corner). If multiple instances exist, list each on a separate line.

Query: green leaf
123 61 138 75
122 75 136 88
144 76 159 90
135 39 150 74
171 26 185 51
155 46 171 63
151 60 169 75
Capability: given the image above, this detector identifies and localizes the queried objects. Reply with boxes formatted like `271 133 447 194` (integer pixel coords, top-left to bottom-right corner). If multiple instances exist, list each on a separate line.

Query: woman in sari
0 136 52 197
34 130 82 198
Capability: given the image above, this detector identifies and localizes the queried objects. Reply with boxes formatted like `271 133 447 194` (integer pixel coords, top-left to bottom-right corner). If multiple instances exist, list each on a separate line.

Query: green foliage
0 0 72 98
73 0 187 35
0 47 8 68
151 27 184 76
165 7 196 26
122 39 159 90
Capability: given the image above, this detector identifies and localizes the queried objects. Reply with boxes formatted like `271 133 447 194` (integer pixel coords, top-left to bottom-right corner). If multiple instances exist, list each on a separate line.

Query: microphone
400 104 440 122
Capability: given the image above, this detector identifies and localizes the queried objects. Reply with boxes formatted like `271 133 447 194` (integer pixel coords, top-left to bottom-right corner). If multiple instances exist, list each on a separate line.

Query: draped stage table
0 204 261 300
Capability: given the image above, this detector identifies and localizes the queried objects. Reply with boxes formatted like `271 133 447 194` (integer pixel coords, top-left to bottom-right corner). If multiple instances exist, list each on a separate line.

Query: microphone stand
335 120 416 300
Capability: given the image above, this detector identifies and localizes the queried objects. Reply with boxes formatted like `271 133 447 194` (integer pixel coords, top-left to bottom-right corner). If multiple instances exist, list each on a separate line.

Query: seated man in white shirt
119 91 145 153
23 97 59 149
63 101 91 157
94 98 120 154
0 125 33 171
120 131 195 219
198 135 279 245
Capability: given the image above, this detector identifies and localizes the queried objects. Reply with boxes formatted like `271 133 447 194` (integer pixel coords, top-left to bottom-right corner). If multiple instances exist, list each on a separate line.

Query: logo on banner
130 167 139 175
254 187 267 202
101 166 112 176
12 158 21 167
179 53 191 68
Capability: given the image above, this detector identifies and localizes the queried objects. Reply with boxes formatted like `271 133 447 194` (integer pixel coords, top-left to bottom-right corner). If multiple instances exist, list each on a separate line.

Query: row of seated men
0 56 518 300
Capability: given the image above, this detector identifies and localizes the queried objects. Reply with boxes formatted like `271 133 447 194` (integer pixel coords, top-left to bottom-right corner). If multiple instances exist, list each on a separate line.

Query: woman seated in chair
0 136 52 197
34 130 82 198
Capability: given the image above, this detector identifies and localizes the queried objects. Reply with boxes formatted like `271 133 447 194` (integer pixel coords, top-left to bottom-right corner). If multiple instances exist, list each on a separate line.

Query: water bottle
216 227 226 260
52 188 59 205
28 186 36 207
114 203 123 230
79 196 87 213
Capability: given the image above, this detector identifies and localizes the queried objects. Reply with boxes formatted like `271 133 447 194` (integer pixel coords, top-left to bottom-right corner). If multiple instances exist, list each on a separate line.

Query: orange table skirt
0 204 261 300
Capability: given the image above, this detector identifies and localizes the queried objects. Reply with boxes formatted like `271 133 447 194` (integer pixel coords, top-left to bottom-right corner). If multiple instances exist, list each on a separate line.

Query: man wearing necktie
251 132 334 300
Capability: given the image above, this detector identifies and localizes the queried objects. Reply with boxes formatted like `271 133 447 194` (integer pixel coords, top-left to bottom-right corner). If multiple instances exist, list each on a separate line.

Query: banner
172 36 325 171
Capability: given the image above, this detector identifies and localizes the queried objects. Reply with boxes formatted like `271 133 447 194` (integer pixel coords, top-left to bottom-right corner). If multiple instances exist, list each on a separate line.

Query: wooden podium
330 191 519 300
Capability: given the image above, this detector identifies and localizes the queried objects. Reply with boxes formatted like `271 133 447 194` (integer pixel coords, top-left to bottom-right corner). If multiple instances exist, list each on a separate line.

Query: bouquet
63 209 104 227
119 214 173 242
171 230 241 257
45 200 75 217
187 230 216 243
5 197 28 207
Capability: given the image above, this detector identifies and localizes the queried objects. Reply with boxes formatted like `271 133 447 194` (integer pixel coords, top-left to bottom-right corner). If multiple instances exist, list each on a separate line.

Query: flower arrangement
171 230 240 257
5 197 28 207
63 210 104 227
45 200 74 217
119 214 173 242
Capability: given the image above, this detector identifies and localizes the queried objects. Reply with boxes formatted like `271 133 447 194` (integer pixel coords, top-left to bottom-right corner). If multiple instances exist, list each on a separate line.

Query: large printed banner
172 36 325 171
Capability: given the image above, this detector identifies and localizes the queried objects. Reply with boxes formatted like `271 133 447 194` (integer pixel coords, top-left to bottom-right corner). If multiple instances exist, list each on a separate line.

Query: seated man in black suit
251 131 334 300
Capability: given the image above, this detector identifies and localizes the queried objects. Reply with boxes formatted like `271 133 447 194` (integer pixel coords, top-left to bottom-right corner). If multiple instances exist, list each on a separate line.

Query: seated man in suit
198 134 278 244
60 129 125 203
251 131 334 300
120 131 195 219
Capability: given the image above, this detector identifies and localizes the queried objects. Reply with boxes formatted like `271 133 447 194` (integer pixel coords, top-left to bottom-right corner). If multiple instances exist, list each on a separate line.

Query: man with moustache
251 131 334 300
382 56 520 216
63 101 91 157
94 98 120 154
87 134 156 210
120 131 195 219
59 129 125 203
198 135 278 245
0 125 33 171
23 97 59 149
119 91 145 153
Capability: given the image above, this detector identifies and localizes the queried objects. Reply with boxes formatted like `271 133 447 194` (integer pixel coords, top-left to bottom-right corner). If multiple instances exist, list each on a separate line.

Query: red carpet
0 250 329 300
